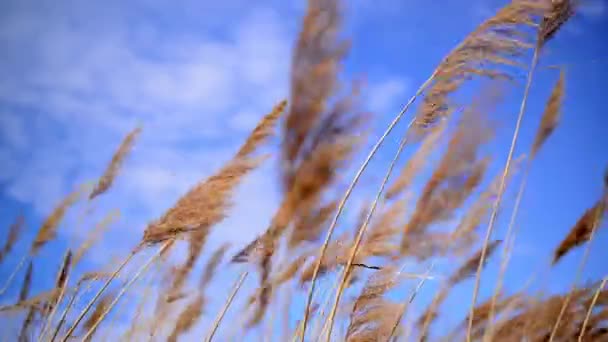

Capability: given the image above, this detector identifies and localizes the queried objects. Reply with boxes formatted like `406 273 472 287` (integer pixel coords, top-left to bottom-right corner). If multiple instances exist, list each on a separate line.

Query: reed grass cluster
2 0 606 341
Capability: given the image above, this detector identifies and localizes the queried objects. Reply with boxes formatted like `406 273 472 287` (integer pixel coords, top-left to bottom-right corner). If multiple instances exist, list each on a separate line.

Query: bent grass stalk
0 255 28 297
483 162 531 342
466 46 541 342
388 262 436 340
60 246 140 341
325 123 413 341
205 271 249 342
578 276 607 342
299 70 439 342
80 241 172 341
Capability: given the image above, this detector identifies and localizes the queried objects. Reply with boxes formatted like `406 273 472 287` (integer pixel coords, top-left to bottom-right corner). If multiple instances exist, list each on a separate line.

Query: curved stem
205 271 249 342
299 71 437 342
60 246 140 341
0 254 28 297
325 126 412 341
578 276 607 342
38 271 72 341
466 47 540 342
80 241 170 341
483 162 531 341
388 262 435 341
48 281 89 342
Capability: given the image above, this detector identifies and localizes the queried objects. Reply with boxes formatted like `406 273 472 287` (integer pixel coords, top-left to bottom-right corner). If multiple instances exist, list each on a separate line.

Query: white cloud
367 77 410 113
0 1 293 220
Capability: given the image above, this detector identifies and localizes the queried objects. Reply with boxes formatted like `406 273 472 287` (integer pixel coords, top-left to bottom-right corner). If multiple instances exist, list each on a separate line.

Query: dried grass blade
89 126 142 200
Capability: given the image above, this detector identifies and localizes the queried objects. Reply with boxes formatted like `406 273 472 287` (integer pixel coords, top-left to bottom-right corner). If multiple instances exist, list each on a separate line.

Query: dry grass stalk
488 69 565 338
167 294 204 342
89 126 142 200
78 241 173 342
324 129 415 341
579 277 608 341
531 69 564 158
467 2 574 338
205 271 249 342
0 214 25 263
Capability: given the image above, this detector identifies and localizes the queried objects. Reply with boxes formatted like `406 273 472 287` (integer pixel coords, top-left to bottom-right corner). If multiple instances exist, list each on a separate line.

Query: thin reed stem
38 272 72 341
49 281 90 342
80 241 171 341
483 162 531 341
205 271 249 342
60 246 140 341
0 254 28 297
325 125 413 341
300 70 438 342
578 276 607 342
466 47 541 342
388 262 436 341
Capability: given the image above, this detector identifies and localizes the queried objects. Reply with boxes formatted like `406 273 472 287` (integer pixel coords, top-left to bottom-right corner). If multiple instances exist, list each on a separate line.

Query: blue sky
1 0 607 340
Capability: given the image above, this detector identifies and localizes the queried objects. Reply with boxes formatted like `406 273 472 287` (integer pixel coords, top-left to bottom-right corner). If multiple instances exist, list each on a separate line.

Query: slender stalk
0 255 28 297
205 271 249 342
60 245 140 341
80 241 171 341
49 281 92 342
466 47 541 342
299 71 438 342
38 272 72 341
578 276 607 342
325 126 413 341
388 262 436 341
483 162 531 341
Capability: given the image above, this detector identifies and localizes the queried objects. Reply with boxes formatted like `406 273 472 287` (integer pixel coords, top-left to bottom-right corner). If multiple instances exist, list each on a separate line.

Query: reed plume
553 198 606 264
163 100 285 302
144 101 285 245
32 189 82 254
19 261 33 302
345 266 402 342
0 214 25 263
531 69 564 158
168 294 204 342
82 291 112 341
90 126 142 200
